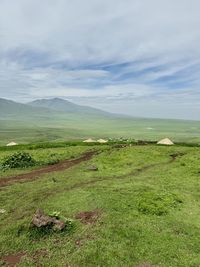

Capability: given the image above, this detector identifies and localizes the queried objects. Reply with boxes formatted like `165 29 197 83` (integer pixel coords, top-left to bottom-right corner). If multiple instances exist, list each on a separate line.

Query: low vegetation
137 191 183 216
1 152 36 170
0 144 200 266
0 145 103 177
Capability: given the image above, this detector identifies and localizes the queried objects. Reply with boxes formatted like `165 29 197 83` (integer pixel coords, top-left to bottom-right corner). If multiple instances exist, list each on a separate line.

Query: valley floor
0 144 200 266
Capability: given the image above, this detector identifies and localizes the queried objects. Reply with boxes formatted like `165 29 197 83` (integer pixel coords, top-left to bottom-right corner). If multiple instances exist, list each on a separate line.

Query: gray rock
32 209 53 227
85 165 98 171
32 209 65 231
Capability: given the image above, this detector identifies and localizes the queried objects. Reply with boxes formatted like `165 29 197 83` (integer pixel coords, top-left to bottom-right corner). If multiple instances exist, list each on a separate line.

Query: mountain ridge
28 97 111 116
0 98 53 115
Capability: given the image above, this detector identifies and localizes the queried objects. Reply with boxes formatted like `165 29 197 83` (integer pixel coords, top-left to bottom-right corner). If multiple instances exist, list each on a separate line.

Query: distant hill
28 98 111 116
0 98 114 117
0 98 115 124
0 98 52 117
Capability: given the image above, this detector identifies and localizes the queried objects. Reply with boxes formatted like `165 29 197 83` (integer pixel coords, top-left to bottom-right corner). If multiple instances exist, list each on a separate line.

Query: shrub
1 152 36 169
137 191 182 216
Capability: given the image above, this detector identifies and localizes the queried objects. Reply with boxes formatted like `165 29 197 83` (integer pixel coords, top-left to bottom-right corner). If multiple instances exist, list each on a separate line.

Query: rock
31 209 65 231
85 165 98 171
32 209 53 227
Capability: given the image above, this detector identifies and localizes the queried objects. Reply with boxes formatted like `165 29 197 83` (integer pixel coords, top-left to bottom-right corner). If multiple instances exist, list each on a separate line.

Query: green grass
1 116 200 145
0 145 102 178
0 144 200 266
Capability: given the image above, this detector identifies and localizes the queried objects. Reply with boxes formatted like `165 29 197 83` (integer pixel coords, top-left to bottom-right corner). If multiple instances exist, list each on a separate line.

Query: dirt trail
0 150 182 189
0 151 96 187
48 153 179 195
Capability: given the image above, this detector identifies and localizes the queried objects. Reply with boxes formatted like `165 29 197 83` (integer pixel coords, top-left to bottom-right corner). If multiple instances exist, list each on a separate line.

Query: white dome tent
157 138 174 145
83 138 96 143
97 139 108 143
6 142 18 146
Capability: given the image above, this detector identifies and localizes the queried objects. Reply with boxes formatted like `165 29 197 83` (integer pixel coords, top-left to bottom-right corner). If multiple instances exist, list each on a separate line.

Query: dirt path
0 150 96 187
47 153 179 195
0 150 182 189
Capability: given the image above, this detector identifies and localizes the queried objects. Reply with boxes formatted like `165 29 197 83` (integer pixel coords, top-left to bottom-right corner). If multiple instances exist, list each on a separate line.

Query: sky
0 0 200 120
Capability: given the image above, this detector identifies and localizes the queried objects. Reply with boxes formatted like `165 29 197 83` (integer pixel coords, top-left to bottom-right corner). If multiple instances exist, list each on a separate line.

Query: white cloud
0 0 200 119
1 0 200 63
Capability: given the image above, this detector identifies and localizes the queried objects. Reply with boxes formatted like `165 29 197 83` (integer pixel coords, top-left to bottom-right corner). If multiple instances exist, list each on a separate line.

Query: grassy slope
0 144 200 266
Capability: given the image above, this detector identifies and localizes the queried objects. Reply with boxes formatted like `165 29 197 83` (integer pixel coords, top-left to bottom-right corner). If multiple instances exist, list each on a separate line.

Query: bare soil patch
1 252 26 266
75 209 101 224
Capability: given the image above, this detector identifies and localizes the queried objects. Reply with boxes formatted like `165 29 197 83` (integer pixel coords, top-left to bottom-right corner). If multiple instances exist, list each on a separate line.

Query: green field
0 143 200 266
1 98 200 146
1 116 200 145
0 144 101 178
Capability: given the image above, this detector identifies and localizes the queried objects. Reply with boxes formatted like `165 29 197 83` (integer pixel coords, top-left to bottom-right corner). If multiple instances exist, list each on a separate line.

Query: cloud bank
0 0 200 119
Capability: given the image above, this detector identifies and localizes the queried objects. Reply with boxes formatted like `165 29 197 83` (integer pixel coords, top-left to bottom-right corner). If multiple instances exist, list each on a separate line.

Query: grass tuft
137 191 183 216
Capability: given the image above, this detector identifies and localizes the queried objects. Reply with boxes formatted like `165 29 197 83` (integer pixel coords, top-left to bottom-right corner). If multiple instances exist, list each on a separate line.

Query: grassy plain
1 116 200 145
0 143 200 266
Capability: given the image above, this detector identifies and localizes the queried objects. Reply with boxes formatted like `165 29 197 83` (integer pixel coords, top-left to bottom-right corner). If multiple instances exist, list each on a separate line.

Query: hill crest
28 97 111 115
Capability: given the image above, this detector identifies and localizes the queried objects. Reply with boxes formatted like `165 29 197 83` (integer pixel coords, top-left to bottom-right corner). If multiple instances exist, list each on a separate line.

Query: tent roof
97 139 108 143
6 142 18 146
83 138 96 143
157 138 174 145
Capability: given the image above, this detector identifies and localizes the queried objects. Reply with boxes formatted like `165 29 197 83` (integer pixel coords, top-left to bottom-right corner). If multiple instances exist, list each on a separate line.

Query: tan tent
157 138 174 145
83 138 96 143
6 142 18 146
97 139 108 143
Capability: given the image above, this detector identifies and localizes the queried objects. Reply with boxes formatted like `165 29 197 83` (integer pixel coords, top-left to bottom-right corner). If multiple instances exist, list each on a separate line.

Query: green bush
1 152 36 169
137 191 182 216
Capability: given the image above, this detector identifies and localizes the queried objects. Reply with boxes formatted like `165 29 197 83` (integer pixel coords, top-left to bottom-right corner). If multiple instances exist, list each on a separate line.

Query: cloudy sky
0 0 200 120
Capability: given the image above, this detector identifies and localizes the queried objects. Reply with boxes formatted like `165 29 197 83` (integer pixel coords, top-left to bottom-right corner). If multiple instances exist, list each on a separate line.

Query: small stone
85 165 98 171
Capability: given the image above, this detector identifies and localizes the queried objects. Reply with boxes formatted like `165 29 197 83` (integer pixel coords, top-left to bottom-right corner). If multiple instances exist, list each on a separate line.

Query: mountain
0 98 114 124
0 98 122 140
0 98 52 117
0 97 112 117
28 98 111 116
